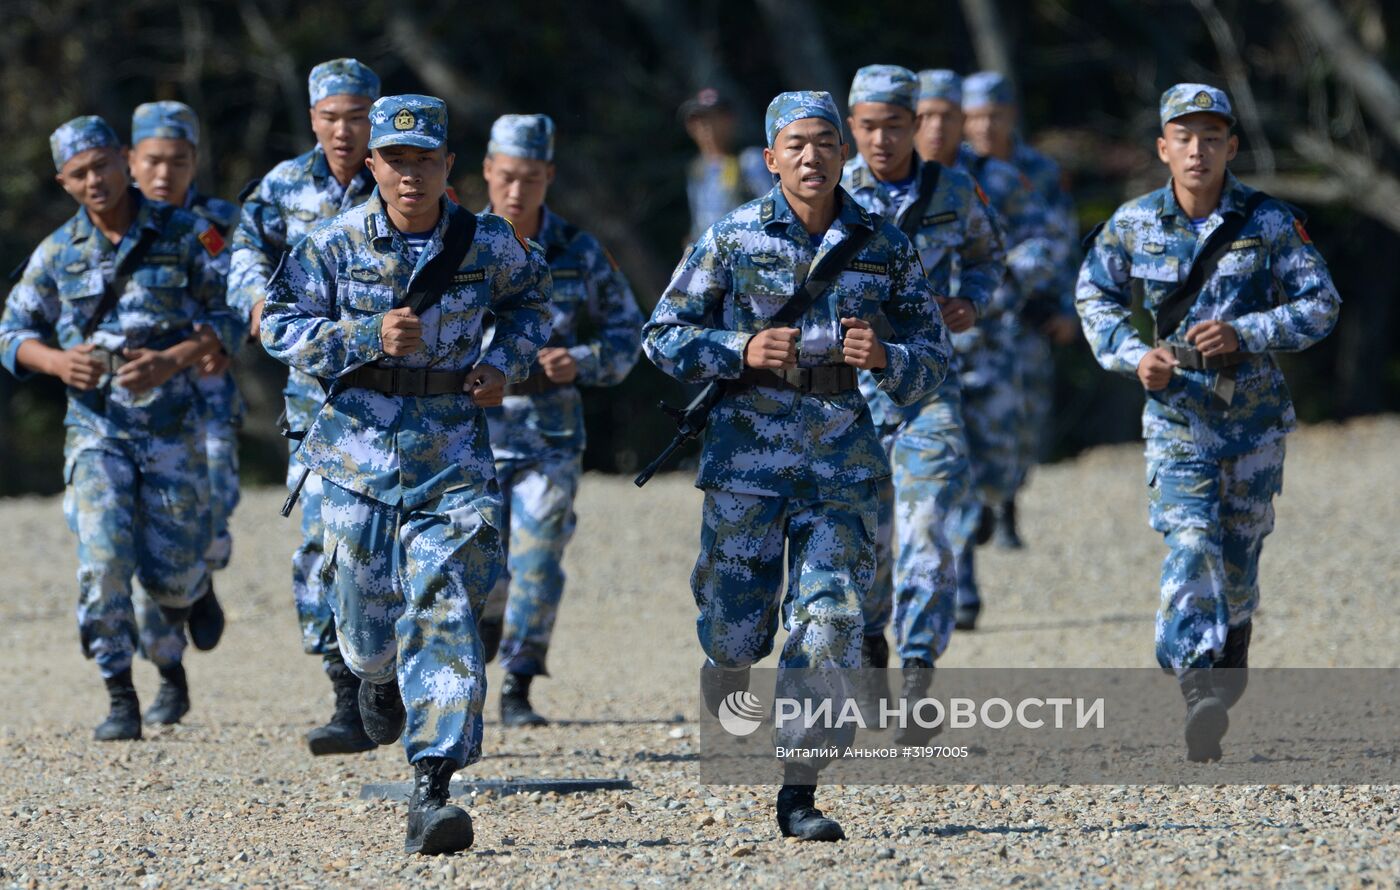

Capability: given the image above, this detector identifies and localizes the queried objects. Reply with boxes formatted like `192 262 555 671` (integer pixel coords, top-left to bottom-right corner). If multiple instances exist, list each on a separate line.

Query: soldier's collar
69 188 157 244
835 186 875 232
762 185 873 234
363 189 452 247
309 146 331 181
845 155 876 190
1158 173 1244 221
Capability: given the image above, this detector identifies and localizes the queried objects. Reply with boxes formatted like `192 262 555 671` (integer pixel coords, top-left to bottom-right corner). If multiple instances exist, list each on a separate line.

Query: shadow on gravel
968 613 1152 634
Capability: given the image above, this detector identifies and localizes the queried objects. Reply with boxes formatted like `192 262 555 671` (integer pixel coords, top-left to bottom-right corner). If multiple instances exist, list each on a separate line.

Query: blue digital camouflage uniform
229 67 378 655
261 95 554 767
841 65 1005 665
687 149 772 243
1077 155 1339 670
1 121 241 679
949 140 1061 614
645 93 950 691
479 114 644 677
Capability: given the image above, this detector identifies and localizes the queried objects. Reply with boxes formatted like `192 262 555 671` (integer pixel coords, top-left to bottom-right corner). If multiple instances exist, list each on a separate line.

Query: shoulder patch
1293 218 1312 245
197 226 226 257
849 259 888 276
453 269 487 284
759 199 775 223
922 211 958 226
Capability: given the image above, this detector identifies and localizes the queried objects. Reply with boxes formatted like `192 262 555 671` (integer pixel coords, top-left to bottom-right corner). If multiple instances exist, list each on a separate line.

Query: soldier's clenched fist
380 306 423 356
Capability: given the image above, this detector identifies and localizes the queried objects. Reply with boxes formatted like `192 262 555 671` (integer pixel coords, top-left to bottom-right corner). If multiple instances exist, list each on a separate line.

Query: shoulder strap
9 251 33 282
80 216 164 339
1155 190 1271 339
403 205 478 318
770 224 878 327
896 161 941 239
237 177 263 204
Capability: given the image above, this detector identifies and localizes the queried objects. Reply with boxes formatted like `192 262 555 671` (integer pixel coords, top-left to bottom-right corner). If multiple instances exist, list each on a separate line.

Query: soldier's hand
466 363 507 407
116 347 181 394
1042 314 1080 346
840 318 888 370
538 347 578 384
199 351 232 376
381 307 423 356
936 296 976 334
1185 320 1239 358
744 327 799 370
1137 347 1179 391
248 299 265 341
54 344 106 391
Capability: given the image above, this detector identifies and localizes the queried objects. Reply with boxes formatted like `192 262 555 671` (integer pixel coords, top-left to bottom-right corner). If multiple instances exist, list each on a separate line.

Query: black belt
735 364 858 395
1158 342 1247 371
88 347 128 373
505 372 567 396
342 365 468 396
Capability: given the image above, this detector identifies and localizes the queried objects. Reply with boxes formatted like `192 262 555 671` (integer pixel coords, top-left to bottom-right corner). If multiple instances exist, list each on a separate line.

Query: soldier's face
964 104 1015 157
129 138 196 206
684 111 735 155
915 98 963 165
1157 115 1237 193
367 145 456 229
482 154 554 227
309 95 373 169
764 118 846 202
847 103 916 180
56 146 129 215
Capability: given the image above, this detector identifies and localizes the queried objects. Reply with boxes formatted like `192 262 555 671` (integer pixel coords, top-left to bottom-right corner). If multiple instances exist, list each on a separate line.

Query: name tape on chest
452 269 487 285
921 211 958 226
849 259 888 276
144 253 181 266
1229 236 1263 251
551 268 581 280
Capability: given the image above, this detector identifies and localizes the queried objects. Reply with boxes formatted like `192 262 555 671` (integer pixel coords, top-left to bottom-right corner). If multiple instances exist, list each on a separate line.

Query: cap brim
1163 110 1235 128
369 133 443 150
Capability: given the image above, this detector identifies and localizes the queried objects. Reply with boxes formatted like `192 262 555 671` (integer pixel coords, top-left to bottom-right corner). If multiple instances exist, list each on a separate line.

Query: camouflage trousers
134 414 240 666
288 451 337 655
692 483 876 672
63 428 209 678
864 394 970 664
480 452 581 677
1149 438 1284 672
1012 326 1054 494
320 480 504 767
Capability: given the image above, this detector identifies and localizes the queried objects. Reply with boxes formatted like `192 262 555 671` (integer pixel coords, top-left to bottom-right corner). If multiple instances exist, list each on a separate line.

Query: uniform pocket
340 280 395 314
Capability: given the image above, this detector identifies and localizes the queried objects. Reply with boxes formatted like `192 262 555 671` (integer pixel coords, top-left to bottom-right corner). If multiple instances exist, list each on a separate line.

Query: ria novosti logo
717 690 765 736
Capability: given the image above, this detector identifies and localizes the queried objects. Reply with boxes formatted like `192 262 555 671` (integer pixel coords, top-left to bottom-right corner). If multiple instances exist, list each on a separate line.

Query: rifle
632 381 724 487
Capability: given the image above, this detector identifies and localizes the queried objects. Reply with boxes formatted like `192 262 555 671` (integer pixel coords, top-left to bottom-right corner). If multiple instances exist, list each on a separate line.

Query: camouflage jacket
230 145 376 431
842 153 1005 427
261 190 553 507
643 185 950 498
1076 173 1340 459
185 188 243 425
686 148 773 242
1011 137 1080 310
0 189 240 442
485 206 642 461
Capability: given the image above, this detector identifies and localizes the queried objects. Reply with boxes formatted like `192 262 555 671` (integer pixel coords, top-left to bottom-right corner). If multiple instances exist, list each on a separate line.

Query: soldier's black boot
894 658 940 745
358 675 406 746
306 655 376 755
478 617 503 664
776 766 844 841
500 672 549 727
954 601 981 632
404 757 474 855
995 497 1024 550
188 580 225 651
1180 668 1229 763
700 661 750 717
857 633 891 721
143 663 190 726
94 670 142 741
974 504 997 546
1213 621 1252 709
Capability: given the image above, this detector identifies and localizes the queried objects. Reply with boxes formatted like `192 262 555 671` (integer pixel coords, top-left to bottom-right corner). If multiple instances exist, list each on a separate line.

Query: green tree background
2 0 1395 494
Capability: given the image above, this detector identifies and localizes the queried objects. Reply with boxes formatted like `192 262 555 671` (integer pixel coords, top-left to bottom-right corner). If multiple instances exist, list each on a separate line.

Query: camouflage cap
848 64 918 111
50 115 120 172
764 91 843 148
962 71 1015 110
308 57 381 106
132 101 199 147
369 94 448 151
488 114 555 162
917 69 962 104
1159 83 1235 129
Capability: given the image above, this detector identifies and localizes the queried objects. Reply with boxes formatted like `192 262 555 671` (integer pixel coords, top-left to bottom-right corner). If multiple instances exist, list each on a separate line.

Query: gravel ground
2 416 1399 888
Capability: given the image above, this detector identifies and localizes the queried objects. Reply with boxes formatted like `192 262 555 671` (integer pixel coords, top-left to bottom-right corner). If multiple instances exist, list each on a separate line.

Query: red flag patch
197 226 225 257
1293 218 1312 245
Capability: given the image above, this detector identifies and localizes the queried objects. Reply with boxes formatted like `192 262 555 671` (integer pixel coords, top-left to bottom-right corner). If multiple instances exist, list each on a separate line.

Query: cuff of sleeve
480 347 527 382
1229 316 1267 353
568 343 601 386
1120 340 1152 374
2 334 41 380
350 314 386 367
873 340 907 391
718 330 752 379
